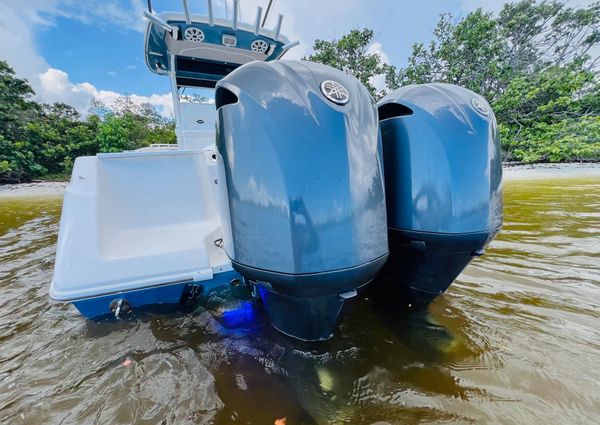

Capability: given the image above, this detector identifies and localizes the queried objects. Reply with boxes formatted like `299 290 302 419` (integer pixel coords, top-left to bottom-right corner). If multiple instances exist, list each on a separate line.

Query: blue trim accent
72 270 241 319
173 22 283 55
145 20 285 78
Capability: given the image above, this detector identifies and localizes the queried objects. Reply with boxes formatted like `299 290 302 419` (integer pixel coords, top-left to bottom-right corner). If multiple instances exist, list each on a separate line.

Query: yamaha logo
471 98 490 116
320 80 350 105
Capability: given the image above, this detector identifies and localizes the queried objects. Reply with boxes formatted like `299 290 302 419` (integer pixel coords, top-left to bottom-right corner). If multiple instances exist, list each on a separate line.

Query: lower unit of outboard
377 83 503 298
215 60 388 341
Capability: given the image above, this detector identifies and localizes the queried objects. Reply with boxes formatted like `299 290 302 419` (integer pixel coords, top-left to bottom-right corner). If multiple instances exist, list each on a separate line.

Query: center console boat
50 0 503 341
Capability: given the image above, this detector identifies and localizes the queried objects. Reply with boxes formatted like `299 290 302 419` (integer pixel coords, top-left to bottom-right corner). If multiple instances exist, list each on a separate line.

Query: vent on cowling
378 103 413 121
215 87 239 109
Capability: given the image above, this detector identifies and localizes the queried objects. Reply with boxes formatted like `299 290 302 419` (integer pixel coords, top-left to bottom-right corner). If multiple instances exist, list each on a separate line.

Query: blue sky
0 0 592 116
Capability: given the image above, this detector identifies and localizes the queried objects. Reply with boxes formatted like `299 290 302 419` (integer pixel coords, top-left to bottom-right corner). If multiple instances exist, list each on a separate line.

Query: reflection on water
0 177 599 424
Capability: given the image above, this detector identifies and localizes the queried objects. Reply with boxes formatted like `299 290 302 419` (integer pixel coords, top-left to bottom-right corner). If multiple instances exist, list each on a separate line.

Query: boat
50 0 503 341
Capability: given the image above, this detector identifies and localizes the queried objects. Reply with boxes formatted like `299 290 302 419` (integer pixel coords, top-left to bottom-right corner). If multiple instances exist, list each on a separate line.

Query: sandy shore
0 181 68 198
0 163 598 197
503 162 600 181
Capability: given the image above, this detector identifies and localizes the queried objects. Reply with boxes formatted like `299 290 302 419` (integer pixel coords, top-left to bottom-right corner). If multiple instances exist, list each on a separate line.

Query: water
0 177 599 424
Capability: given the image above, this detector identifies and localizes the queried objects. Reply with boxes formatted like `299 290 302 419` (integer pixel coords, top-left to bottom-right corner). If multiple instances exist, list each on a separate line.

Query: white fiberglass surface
97 153 218 258
177 103 217 150
51 151 231 301
179 102 216 131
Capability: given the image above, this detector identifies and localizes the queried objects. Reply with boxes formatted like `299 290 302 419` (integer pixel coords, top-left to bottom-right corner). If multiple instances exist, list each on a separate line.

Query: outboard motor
215 60 388 341
377 83 502 297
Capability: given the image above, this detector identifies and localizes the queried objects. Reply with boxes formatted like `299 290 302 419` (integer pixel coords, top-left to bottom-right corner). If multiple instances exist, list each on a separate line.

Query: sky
0 0 593 116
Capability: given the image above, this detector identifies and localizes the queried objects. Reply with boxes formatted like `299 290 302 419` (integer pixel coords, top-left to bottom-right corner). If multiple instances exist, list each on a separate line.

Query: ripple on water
0 177 599 424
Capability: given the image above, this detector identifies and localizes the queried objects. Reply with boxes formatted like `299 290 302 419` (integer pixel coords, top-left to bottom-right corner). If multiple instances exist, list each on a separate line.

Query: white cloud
0 0 146 80
367 41 390 94
0 0 304 116
22 0 147 33
38 68 173 116
212 0 305 58
0 0 172 116
0 1 50 80
367 42 390 65
0 0 393 115
213 0 364 59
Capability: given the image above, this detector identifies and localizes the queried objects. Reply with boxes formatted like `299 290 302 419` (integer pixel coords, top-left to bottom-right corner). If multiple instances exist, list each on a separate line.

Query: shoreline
502 162 600 181
1 163 599 198
0 181 68 198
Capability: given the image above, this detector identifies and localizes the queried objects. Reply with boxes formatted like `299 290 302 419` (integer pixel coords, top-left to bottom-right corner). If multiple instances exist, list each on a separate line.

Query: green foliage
385 0 600 163
308 0 600 164
501 116 600 162
0 61 40 143
97 96 176 153
0 61 176 183
0 62 46 182
0 135 45 182
24 103 99 174
97 114 147 153
386 10 507 101
146 120 177 145
306 28 391 98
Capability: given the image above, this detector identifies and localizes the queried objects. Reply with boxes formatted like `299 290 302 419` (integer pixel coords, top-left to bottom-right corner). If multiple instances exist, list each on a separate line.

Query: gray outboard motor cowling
216 60 388 341
377 83 503 296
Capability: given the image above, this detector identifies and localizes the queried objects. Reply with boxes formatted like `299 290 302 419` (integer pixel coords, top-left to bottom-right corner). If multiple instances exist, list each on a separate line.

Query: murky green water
1 177 599 424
